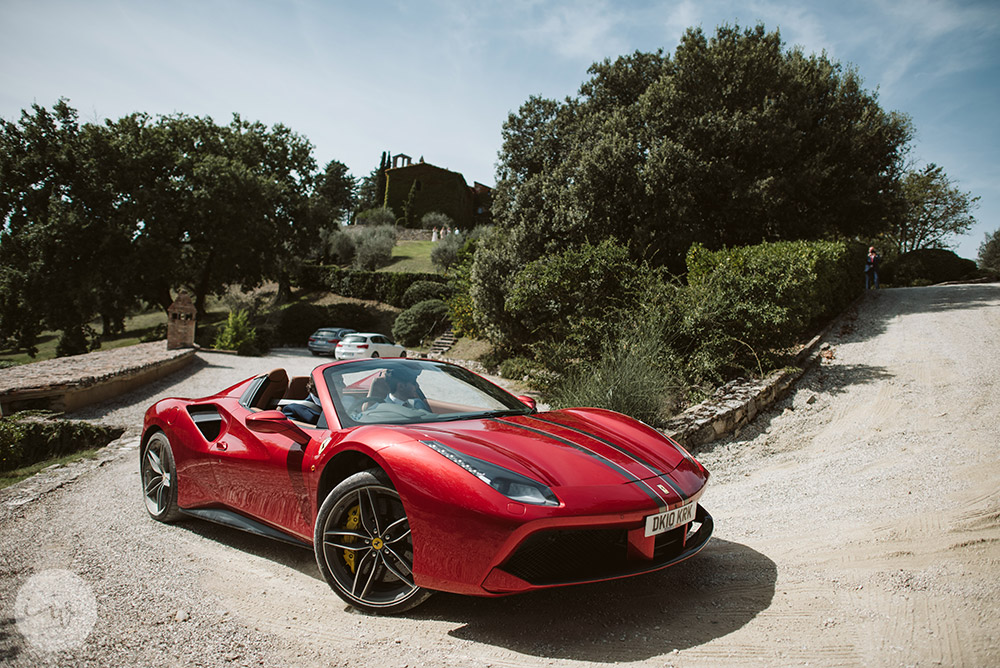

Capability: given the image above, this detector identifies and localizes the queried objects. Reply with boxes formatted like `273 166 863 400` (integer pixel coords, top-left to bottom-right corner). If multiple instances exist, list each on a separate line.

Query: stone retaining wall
659 301 849 450
0 342 196 416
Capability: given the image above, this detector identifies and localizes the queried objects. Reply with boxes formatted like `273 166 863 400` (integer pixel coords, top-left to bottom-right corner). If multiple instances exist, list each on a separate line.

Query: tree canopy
487 24 913 277
0 99 354 356
978 228 1000 273
887 163 980 254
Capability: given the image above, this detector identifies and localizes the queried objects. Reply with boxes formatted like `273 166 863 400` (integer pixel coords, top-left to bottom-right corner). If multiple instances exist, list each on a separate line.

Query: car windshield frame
321 358 532 428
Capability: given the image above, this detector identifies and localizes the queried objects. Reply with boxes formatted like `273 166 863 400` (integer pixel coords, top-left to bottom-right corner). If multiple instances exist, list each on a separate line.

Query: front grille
500 524 689 586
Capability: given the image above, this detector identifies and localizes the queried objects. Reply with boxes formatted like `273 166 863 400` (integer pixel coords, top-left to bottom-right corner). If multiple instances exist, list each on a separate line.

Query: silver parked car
334 332 405 359
307 327 357 356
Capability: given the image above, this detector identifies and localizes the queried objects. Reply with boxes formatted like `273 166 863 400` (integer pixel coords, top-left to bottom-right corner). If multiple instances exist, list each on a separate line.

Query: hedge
679 239 864 382
271 302 387 346
0 412 124 472
327 268 447 307
882 248 978 287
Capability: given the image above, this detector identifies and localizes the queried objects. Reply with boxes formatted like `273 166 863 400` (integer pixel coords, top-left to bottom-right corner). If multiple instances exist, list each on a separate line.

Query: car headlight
422 440 559 506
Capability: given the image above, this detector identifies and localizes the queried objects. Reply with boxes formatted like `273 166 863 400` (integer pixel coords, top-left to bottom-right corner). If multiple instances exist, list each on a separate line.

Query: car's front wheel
314 469 431 614
141 431 182 522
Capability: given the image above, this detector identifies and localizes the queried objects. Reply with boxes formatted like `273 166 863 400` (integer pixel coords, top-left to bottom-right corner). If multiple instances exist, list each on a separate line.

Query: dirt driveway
1 284 998 667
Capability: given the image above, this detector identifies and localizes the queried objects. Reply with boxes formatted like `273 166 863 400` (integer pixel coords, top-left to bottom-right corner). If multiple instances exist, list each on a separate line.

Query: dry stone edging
659 300 853 450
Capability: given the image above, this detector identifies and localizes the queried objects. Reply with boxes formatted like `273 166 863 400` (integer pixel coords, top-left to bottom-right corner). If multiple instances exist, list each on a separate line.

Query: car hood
403 409 692 489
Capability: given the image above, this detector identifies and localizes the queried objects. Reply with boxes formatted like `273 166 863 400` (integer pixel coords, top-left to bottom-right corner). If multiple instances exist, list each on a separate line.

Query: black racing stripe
492 418 667 510
529 415 666 476
529 415 689 502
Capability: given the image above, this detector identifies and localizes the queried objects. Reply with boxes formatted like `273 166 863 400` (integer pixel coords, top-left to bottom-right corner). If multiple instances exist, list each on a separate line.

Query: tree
978 228 1000 273
313 159 356 226
126 113 316 313
0 100 132 355
487 24 913 277
356 150 389 213
1 99 330 354
888 163 980 253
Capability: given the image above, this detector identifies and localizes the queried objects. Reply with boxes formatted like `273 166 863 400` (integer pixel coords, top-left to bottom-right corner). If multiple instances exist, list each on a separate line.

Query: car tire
314 469 432 615
370 352 380 358
141 431 183 522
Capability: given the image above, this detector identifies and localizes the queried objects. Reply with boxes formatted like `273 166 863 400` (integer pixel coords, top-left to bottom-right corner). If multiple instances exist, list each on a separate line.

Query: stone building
383 154 492 229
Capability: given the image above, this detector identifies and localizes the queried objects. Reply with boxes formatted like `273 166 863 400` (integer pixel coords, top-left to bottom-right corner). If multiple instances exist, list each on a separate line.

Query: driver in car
384 367 430 411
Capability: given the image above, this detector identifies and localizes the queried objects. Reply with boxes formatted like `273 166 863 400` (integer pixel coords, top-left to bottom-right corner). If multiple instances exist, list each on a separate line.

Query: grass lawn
0 313 167 367
0 446 105 490
380 240 439 275
0 300 229 367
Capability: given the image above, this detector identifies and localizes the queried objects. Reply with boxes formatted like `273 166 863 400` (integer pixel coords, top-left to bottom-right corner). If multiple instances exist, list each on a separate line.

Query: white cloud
515 0 629 61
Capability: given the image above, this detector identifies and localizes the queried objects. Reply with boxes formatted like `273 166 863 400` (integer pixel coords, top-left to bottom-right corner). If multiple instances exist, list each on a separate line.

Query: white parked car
334 332 406 359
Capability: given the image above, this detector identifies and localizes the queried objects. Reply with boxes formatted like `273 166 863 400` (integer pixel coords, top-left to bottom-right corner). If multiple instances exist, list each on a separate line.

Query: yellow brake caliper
343 504 360 572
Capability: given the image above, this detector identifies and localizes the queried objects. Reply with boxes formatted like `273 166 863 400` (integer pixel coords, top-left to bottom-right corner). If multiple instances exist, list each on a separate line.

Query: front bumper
480 504 713 593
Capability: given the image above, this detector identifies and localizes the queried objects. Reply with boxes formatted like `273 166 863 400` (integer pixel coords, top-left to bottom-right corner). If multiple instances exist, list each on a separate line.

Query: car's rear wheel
370 352 380 358
141 431 182 522
314 469 431 614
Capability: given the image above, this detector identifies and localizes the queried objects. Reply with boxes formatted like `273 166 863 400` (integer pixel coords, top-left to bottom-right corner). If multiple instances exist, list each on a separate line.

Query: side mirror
246 410 311 446
516 395 537 411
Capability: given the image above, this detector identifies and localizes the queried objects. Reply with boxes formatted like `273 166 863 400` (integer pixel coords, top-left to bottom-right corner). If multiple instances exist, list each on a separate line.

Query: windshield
340 335 366 344
321 359 532 427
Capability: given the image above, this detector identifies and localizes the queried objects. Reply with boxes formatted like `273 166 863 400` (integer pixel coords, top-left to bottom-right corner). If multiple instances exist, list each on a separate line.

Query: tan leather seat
286 375 310 400
361 375 389 410
253 368 289 410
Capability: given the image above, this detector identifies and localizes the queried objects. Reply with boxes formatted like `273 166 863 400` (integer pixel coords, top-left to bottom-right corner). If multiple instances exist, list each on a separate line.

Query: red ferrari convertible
141 358 712 614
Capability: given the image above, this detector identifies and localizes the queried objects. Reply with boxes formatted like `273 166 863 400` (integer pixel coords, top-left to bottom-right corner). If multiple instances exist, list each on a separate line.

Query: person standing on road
865 246 881 290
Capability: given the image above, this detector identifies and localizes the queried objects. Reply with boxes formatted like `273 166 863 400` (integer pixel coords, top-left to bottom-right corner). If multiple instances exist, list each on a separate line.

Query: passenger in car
281 377 322 424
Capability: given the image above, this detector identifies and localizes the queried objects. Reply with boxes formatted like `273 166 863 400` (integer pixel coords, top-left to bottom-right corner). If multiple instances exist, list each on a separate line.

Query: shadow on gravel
424 538 776 662
0 617 23 663
834 284 999 346
175 519 321 580
805 362 894 398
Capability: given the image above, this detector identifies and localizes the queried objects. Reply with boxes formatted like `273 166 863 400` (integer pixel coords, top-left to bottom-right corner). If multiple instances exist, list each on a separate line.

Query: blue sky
2 0 997 259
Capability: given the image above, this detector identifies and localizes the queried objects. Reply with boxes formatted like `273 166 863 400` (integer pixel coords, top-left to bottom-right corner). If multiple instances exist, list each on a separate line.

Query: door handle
216 441 228 451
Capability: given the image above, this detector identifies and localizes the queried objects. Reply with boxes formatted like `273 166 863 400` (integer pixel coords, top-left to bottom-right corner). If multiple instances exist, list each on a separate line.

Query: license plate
644 502 696 537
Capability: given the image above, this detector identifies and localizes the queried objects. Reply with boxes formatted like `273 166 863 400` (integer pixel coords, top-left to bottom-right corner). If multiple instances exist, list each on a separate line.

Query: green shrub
318 226 356 266
328 268 446 307
355 207 396 226
0 412 124 473
213 310 260 356
498 356 536 381
548 320 682 426
882 248 978 287
402 281 454 308
0 417 27 472
351 224 397 271
392 299 451 347
421 211 453 230
505 239 653 365
679 239 862 385
446 290 480 339
431 232 466 271
979 228 1000 274
56 324 100 358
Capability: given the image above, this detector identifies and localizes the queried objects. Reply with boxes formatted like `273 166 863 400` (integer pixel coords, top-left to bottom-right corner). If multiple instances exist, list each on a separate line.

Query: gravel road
1 283 998 667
